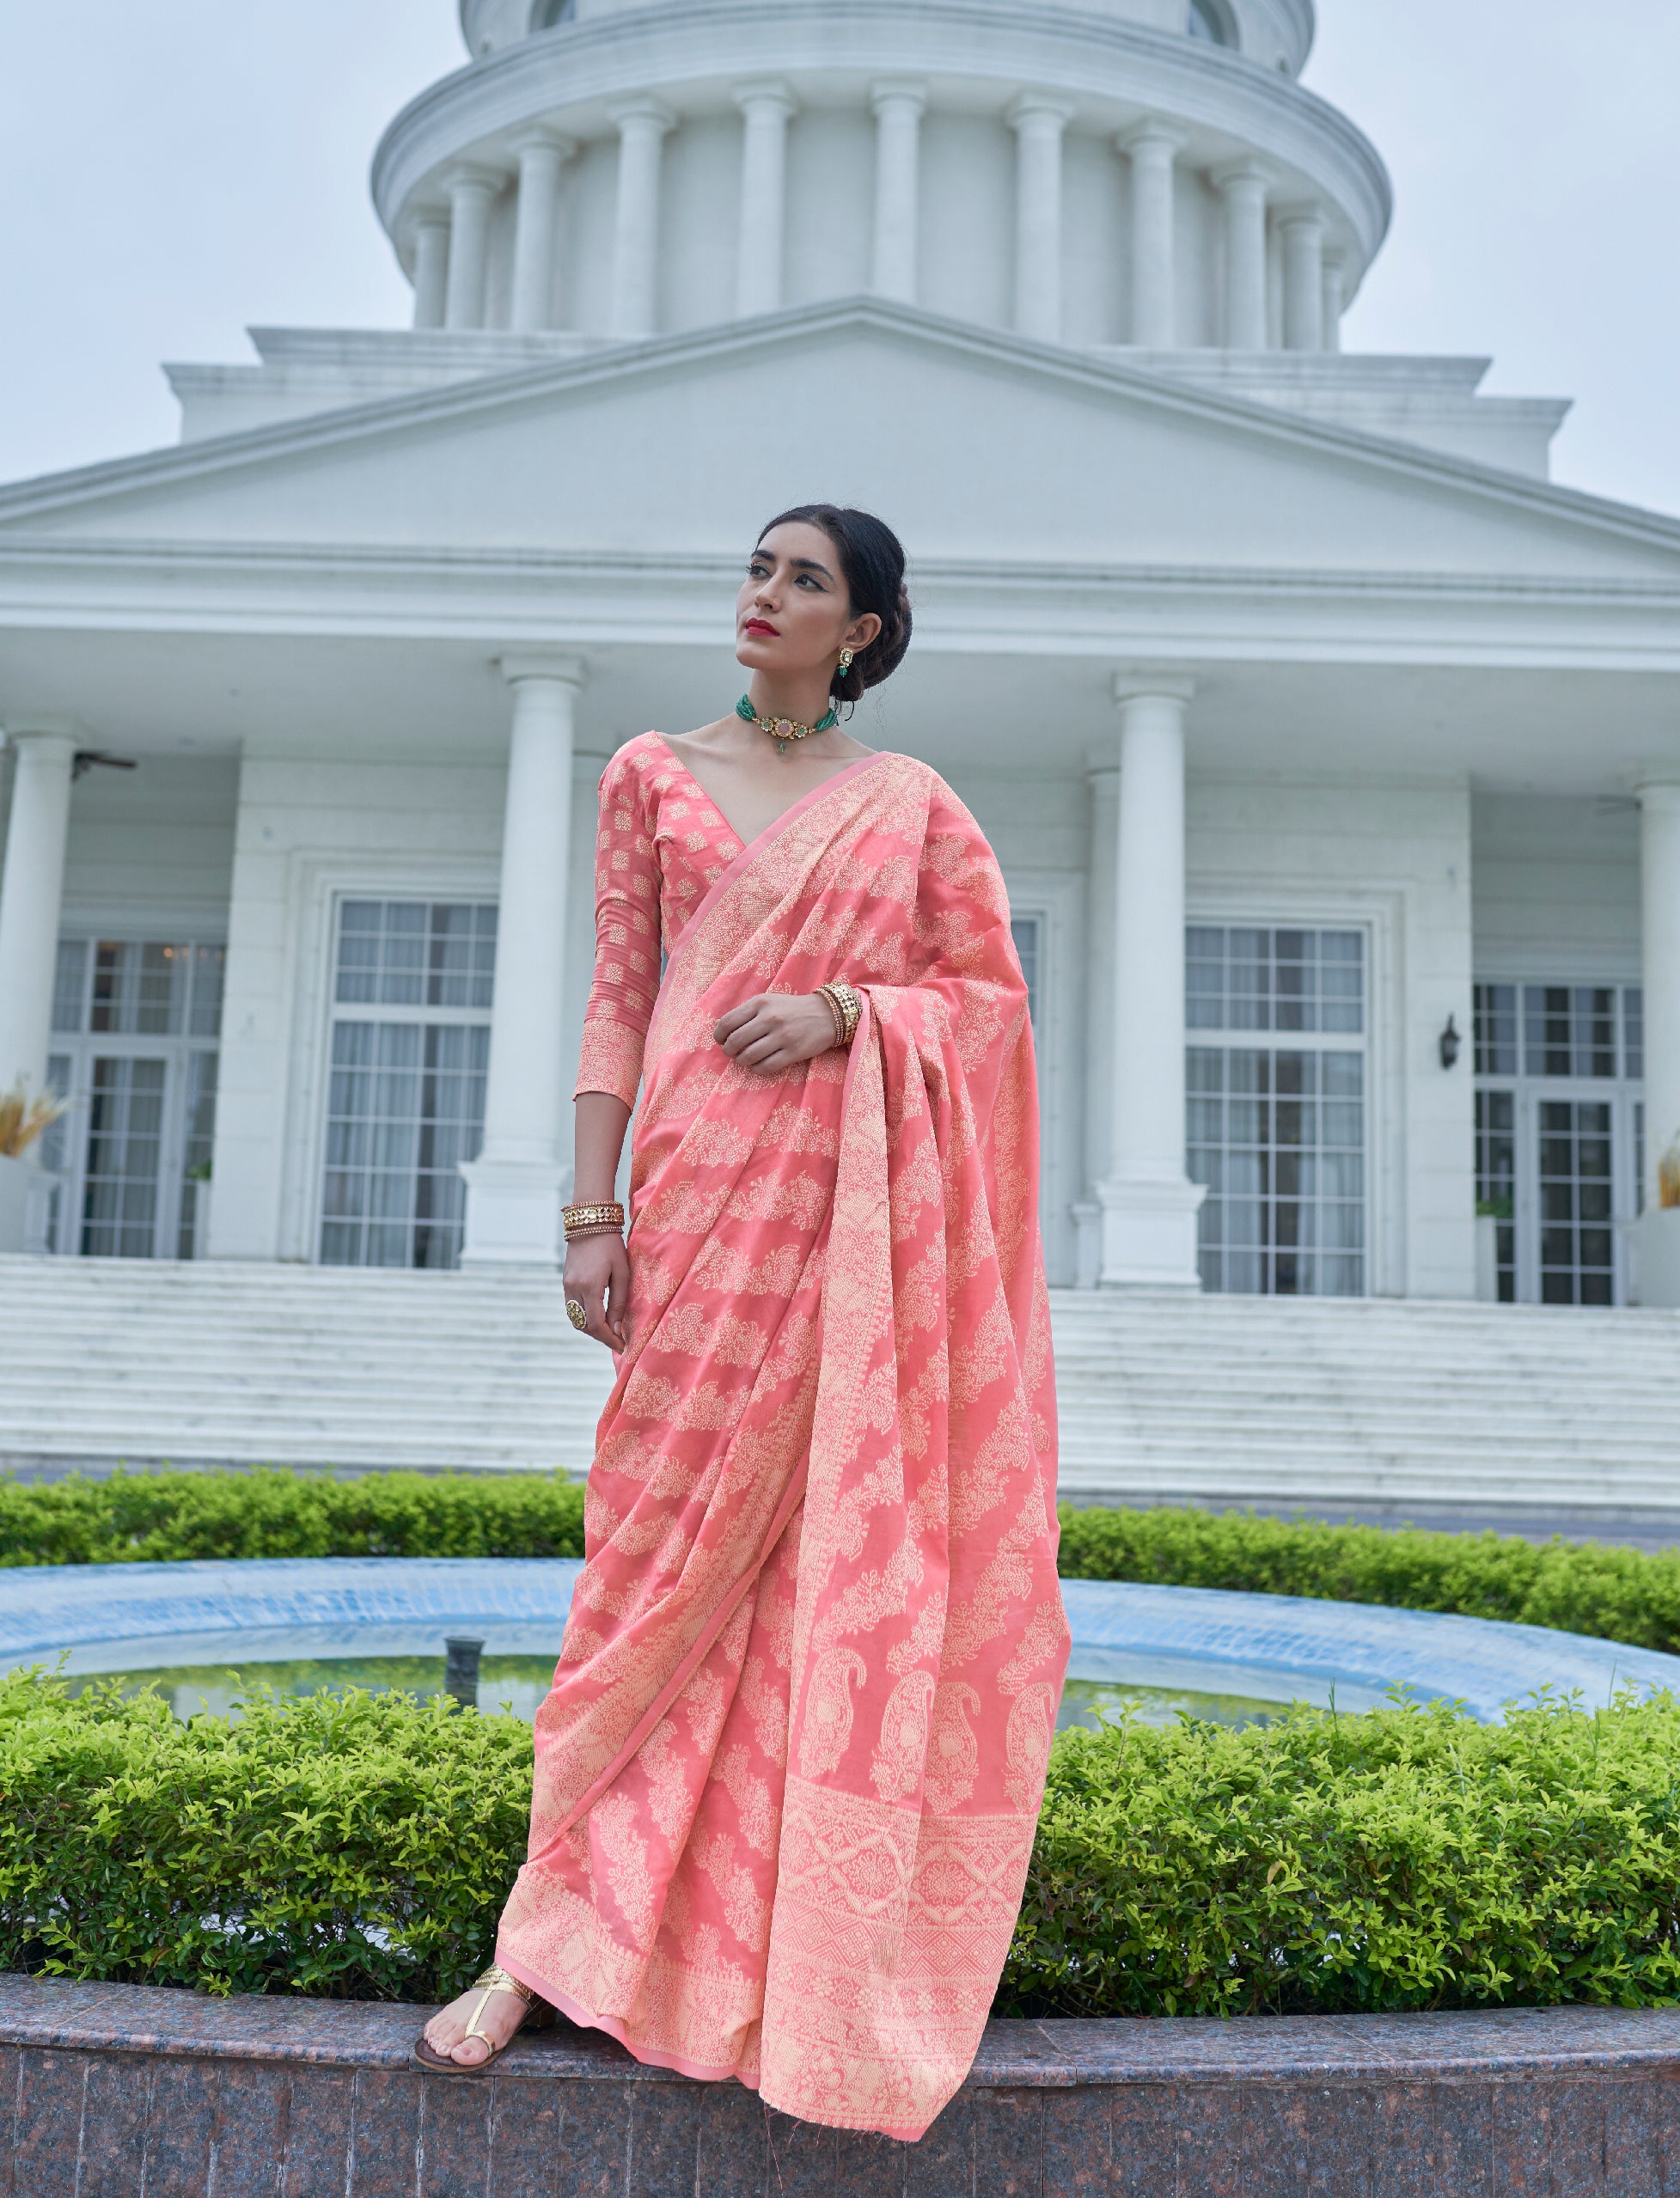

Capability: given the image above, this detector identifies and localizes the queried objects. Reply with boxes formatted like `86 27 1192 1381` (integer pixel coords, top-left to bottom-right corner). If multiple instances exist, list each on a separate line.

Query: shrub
1005 1688 1680 2018
8 1668 1680 2017
0 1467 586 1568
1054 1505 1680 1655
0 1668 530 2003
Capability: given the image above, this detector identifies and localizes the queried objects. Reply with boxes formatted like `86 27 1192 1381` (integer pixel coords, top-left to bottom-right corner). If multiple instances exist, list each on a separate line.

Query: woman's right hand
565 1230 631 1352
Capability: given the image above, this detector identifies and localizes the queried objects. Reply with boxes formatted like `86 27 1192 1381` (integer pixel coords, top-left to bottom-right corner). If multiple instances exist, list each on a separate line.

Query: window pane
52 939 89 1034
1473 982 1518 1077
1010 915 1041 1028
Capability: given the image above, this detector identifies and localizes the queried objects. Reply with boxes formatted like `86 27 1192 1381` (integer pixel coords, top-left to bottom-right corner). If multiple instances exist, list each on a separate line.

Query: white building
1 0 1677 1330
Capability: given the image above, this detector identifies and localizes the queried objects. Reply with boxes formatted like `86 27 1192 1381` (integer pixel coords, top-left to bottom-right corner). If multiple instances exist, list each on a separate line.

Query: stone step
3 1257 1676 1514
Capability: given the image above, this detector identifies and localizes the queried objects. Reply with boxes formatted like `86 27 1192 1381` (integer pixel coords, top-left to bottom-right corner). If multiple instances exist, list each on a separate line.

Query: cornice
0 536 1675 621
370 0 1391 270
0 299 1671 559
0 543 1673 677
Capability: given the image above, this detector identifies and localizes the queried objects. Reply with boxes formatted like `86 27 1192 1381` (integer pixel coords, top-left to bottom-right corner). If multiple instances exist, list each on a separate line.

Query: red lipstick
744 618 779 637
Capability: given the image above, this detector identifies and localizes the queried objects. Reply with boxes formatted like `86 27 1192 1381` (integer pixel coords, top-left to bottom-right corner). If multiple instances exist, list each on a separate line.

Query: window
1186 927 1367 1297
529 0 575 26
319 900 497 1270
1188 0 1234 46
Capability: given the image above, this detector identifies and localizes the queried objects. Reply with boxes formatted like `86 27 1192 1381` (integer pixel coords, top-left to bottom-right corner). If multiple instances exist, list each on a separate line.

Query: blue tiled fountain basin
4 1557 1680 1720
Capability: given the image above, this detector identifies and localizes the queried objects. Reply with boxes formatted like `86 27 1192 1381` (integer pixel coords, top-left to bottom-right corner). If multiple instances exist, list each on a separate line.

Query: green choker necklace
736 694 839 756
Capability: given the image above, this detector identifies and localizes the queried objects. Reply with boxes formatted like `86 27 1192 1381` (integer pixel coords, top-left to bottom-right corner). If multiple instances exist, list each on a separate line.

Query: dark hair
756 504 913 706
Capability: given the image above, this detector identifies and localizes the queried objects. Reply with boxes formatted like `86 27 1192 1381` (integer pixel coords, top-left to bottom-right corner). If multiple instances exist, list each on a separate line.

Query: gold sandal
412 1964 554 2076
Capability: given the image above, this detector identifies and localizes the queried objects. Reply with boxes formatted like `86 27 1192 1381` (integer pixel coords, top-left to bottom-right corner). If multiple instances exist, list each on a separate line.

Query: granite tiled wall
5 1976 1680 2196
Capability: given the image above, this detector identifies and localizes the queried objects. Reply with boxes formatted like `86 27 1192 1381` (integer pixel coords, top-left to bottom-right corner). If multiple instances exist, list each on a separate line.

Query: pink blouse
573 731 748 1108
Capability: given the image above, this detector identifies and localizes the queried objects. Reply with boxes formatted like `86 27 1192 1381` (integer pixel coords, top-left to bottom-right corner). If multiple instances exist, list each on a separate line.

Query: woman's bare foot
420 1981 532 2068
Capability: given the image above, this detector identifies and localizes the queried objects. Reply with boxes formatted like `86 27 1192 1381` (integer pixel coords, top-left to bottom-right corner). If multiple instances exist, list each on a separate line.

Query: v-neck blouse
574 730 757 1107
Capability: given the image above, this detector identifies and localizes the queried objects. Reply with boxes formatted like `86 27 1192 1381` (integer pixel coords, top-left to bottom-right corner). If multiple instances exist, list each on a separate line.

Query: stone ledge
6 1975 1680 2194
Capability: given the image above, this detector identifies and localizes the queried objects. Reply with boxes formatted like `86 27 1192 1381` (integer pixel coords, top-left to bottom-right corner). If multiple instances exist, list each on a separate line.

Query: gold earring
837 648 855 676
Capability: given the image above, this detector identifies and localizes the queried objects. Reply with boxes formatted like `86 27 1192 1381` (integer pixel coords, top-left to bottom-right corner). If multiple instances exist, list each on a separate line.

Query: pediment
2 300 1676 588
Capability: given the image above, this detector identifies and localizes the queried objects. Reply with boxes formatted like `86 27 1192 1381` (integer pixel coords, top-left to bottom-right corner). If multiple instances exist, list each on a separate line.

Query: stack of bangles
817 980 862 1048
564 1201 625 1331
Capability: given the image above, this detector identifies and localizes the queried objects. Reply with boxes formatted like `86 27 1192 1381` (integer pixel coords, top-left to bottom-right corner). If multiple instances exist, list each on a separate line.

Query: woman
417 505 1069 2143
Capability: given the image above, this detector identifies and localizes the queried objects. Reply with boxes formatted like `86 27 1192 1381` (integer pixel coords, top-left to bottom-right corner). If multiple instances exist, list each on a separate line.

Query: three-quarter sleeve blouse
573 731 747 1107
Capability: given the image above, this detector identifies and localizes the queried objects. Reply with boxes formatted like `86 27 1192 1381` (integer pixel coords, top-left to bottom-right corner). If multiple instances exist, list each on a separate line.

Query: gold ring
565 1298 590 1332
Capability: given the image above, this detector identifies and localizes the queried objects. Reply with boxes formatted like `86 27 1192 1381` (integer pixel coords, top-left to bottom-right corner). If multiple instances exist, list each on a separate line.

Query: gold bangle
563 1200 625 1241
818 980 861 1048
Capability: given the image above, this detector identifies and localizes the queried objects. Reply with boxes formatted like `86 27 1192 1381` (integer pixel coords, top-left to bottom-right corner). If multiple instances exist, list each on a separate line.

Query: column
1120 122 1182 348
411 211 450 331
1008 94 1075 343
1638 776 1680 1304
0 726 77 1100
1215 160 1268 350
1094 674 1205 1289
871 80 926 304
459 656 586 1269
1073 754 1121 1286
608 98 675 340
510 131 571 334
733 81 797 318
444 168 500 331
1322 252 1347 354
1280 209 1325 352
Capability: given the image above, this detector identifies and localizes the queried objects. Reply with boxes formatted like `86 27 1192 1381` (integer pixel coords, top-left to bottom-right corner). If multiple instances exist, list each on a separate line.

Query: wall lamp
1439 1015 1462 1070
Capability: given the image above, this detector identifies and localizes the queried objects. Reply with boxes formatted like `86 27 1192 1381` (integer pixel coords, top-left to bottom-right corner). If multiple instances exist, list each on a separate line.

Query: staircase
1049 1291 1679 1522
0 1257 1675 1525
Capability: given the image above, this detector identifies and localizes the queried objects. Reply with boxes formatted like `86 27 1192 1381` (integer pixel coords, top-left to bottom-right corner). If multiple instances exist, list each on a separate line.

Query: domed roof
459 0 1313 76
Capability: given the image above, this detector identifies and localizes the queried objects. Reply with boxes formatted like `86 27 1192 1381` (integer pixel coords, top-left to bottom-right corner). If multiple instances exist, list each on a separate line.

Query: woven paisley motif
1004 1681 1060 1813
495 734 1069 2143
926 1681 982 1812
870 1669 937 1803
797 1646 866 1778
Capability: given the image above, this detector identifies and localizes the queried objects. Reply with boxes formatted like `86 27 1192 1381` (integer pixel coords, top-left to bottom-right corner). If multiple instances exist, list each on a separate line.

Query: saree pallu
497 750 1069 2141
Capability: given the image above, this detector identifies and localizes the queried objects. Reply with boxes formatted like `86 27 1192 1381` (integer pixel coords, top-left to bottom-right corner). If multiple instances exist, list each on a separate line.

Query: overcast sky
0 0 1673 512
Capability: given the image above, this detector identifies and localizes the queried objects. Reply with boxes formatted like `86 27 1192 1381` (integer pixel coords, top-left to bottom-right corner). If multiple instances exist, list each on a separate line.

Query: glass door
1474 982 1643 1306
1519 1088 1639 1306
43 937 224 1259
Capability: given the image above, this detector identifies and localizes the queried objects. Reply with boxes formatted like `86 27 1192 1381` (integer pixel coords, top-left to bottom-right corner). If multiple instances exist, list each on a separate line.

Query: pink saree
496 745 1069 2141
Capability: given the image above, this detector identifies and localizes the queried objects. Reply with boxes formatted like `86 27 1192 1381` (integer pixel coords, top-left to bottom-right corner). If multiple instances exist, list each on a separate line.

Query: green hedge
0 1468 586 1568
6 1469 1679 1656
1004 1689 1680 2018
1053 1505 1680 1654
8 1668 1680 2015
0 1670 528 2003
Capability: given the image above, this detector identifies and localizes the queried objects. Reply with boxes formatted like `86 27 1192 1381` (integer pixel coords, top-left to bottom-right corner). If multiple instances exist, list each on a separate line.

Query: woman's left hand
714 992 840 1074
